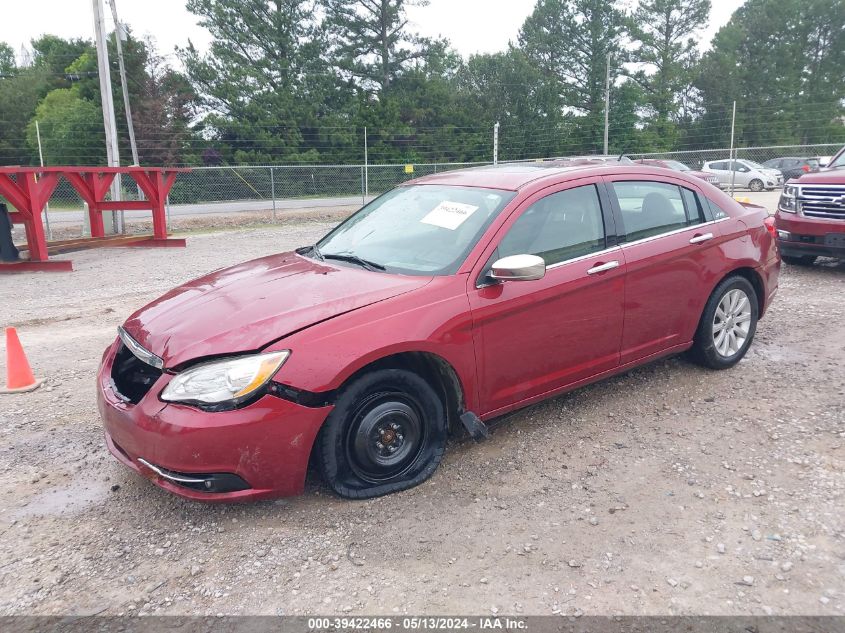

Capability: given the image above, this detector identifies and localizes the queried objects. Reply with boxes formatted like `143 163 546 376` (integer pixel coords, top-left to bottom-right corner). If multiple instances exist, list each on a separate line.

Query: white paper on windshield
420 201 479 230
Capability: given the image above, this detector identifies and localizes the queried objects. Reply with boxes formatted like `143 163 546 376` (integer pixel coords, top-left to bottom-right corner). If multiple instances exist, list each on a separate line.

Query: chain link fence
627 143 842 170
40 144 842 214
42 161 493 213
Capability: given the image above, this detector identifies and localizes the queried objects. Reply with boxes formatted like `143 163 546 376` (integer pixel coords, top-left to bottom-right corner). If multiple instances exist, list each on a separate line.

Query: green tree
695 0 845 147
30 35 93 94
325 0 435 94
0 67 49 165
454 49 567 160
180 0 336 163
627 0 710 148
58 30 195 165
25 87 105 165
519 0 628 152
0 42 14 75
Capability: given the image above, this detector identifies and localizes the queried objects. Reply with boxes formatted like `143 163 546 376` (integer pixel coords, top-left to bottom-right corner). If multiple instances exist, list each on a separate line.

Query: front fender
265 275 481 412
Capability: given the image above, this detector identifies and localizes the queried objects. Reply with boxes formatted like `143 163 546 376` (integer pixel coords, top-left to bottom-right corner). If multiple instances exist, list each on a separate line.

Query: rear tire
690 276 758 370
317 369 447 499
781 254 816 266
749 179 764 192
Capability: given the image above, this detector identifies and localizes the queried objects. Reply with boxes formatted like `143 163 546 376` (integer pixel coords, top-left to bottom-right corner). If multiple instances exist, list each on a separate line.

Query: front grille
799 184 845 220
111 342 163 404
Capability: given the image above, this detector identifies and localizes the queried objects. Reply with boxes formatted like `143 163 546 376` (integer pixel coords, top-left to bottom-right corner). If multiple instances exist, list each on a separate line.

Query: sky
0 0 742 65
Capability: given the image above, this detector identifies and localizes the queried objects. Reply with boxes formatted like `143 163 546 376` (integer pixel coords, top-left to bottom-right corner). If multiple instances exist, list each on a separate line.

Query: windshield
830 151 845 168
663 160 691 171
744 160 765 169
314 184 516 276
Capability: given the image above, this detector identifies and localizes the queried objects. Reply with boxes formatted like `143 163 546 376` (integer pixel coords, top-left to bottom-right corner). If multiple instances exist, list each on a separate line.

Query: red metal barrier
0 166 190 272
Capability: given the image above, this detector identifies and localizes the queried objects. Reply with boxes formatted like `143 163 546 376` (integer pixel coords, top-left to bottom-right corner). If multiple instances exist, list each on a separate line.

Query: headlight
161 350 290 405
778 185 798 213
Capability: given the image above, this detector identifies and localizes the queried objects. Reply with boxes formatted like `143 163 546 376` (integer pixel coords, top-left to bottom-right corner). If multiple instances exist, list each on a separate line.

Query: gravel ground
0 217 843 617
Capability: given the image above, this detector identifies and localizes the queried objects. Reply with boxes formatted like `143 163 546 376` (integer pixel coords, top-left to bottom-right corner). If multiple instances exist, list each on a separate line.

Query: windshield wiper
322 252 386 272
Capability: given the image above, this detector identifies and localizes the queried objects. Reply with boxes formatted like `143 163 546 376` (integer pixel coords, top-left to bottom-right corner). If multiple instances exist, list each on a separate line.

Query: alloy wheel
712 288 752 358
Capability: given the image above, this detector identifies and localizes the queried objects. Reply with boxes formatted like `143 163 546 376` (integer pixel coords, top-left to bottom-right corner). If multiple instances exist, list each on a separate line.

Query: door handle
689 232 714 244
587 260 620 275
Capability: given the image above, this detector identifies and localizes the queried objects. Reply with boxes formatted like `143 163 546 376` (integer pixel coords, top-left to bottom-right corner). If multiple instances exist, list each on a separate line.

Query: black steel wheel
317 369 447 499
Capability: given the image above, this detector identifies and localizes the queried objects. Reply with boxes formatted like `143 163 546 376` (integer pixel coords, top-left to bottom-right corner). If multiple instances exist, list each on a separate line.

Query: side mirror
489 254 546 282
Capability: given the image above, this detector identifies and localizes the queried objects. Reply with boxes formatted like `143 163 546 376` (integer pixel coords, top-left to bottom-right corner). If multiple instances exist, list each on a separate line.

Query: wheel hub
713 288 752 358
347 394 424 483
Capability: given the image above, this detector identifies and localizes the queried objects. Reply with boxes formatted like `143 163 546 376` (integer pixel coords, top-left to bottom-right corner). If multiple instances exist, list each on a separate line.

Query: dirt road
0 222 843 616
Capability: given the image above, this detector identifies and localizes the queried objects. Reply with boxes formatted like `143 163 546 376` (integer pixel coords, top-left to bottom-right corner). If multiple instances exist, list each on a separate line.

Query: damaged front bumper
97 339 333 502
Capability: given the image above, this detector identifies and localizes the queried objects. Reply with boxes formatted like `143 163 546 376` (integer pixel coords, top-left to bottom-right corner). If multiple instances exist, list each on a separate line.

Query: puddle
12 475 110 520
750 340 811 363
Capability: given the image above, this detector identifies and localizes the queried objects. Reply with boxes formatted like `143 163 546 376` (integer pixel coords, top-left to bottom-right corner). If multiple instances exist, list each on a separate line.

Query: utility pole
92 0 121 233
728 100 737 197
493 122 499 165
603 52 612 155
109 0 139 231
109 0 138 167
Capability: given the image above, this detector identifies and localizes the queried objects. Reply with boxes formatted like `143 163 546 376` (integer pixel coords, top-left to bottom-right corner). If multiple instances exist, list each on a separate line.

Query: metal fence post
364 127 369 197
361 165 365 205
270 166 277 221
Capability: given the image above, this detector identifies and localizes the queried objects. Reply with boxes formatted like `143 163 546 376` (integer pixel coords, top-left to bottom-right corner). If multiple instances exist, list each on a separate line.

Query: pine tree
180 0 334 162
324 0 434 94
518 0 628 152
627 0 710 148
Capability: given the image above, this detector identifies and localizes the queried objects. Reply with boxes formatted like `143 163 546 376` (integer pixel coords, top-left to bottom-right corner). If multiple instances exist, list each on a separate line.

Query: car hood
122 252 432 368
797 167 845 182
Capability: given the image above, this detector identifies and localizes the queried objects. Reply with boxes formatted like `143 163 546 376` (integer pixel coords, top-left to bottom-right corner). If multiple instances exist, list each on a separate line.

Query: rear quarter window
707 199 730 220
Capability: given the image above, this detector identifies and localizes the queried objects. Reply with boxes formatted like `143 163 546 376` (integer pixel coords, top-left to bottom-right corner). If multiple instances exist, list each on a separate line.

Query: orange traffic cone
1 327 43 394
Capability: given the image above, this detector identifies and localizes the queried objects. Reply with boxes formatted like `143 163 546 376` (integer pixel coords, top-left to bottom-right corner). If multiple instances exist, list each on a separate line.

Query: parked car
762 157 819 180
776 145 845 265
702 159 784 191
634 158 721 187
817 156 834 168
98 163 780 502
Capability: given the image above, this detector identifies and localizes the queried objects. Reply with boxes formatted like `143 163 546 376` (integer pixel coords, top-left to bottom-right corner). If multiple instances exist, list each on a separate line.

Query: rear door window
612 181 703 242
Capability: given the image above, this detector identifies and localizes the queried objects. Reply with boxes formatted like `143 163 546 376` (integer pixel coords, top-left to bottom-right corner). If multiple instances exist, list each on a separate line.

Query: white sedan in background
702 159 784 191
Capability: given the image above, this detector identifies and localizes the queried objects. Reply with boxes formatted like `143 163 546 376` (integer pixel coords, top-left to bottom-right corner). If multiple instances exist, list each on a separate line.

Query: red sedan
98 163 780 501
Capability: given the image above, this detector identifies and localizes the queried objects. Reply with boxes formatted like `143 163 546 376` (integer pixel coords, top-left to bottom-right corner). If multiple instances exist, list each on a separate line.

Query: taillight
802 165 810 172
763 216 776 238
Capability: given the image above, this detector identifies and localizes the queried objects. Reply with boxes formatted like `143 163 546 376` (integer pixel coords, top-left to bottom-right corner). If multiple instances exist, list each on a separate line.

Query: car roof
406 162 702 191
